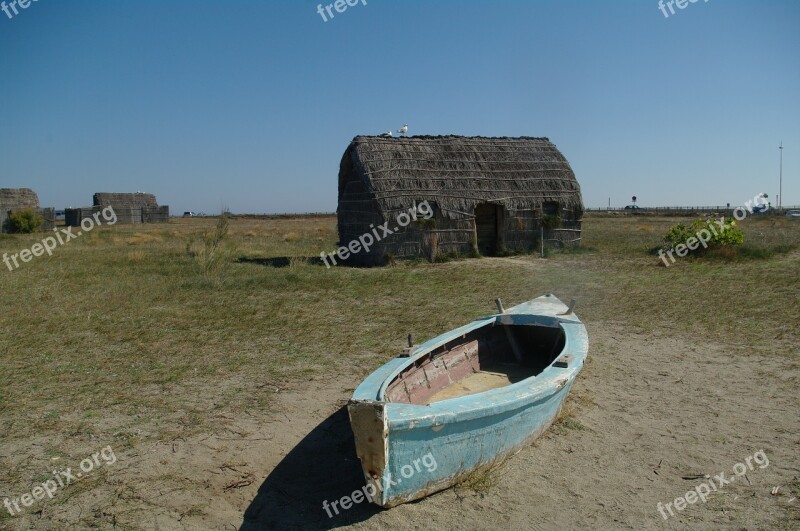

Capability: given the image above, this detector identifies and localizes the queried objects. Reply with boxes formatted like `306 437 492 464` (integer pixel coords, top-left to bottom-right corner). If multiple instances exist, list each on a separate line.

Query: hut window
543 202 560 216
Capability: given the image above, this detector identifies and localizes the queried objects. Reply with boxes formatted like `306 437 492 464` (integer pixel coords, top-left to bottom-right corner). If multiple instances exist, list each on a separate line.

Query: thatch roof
339 135 583 218
93 192 159 209
0 188 40 210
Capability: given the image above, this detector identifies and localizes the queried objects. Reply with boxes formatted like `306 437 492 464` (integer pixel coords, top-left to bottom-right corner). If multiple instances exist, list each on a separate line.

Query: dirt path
6 323 798 530
243 323 800 529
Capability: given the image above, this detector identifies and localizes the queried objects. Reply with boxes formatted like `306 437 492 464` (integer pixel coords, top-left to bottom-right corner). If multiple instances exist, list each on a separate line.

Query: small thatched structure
0 188 40 211
0 188 55 232
67 192 169 225
93 192 159 210
337 135 583 265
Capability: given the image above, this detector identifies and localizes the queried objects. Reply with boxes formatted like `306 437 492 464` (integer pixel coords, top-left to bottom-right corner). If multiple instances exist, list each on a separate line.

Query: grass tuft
552 404 586 434
455 460 506 495
186 213 238 283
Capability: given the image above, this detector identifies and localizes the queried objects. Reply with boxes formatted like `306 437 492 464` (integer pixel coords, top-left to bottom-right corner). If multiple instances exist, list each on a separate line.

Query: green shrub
5 208 43 233
541 215 562 230
417 217 436 230
662 217 744 256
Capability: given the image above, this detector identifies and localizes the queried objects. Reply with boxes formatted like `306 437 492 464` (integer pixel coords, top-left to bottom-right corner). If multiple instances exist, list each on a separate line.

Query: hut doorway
475 203 502 256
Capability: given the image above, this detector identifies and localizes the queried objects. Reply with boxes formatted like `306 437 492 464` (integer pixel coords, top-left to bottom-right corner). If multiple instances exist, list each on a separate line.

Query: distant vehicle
623 205 641 210
786 210 800 219
183 212 195 217
751 204 768 214
54 210 65 221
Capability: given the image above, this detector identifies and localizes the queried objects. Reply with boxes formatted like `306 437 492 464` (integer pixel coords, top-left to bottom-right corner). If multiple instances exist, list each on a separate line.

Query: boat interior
385 322 566 405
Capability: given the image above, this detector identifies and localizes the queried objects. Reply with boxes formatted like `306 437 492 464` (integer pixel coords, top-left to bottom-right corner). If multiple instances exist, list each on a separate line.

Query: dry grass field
0 214 798 530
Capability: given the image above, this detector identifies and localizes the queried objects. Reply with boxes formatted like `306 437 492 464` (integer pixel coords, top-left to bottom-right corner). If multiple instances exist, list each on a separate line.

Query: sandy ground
3 322 798 530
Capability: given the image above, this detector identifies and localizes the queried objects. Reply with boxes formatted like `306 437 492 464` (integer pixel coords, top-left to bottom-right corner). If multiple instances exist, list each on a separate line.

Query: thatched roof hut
93 192 159 209
0 188 40 211
66 192 169 226
336 136 583 265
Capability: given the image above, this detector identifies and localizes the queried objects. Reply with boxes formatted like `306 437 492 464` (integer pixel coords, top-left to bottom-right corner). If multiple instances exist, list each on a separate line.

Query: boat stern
347 399 390 506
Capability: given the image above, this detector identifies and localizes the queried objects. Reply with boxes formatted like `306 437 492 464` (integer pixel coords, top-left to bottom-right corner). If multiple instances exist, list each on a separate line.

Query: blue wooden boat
348 294 589 508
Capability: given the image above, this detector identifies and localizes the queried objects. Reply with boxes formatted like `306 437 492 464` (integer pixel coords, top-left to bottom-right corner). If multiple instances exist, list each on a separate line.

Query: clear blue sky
1 0 798 213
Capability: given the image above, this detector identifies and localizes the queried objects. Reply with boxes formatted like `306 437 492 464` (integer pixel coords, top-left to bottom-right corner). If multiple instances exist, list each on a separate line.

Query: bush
383 252 397 266
417 218 436 230
5 209 43 233
661 217 744 256
541 215 562 230
186 213 238 282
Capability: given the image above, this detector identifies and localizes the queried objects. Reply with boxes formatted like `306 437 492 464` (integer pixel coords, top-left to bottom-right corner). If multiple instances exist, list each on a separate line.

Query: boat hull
348 295 589 507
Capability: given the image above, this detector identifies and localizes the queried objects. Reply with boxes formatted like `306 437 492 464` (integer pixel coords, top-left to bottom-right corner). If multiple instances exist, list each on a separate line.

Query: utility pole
779 142 783 209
